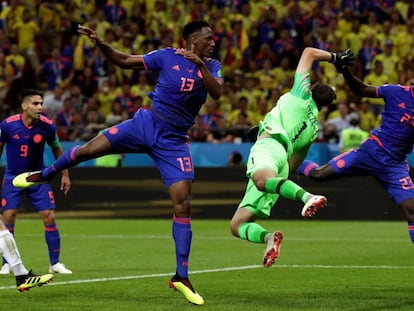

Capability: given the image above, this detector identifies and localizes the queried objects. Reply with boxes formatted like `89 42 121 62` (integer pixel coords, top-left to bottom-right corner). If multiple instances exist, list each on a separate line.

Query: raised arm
295 47 333 73
341 67 377 98
78 25 145 71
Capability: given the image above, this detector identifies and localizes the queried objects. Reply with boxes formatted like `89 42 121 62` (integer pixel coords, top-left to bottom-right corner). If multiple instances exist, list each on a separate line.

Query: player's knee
173 201 191 217
252 168 276 191
252 174 268 192
2 211 16 223
40 210 56 224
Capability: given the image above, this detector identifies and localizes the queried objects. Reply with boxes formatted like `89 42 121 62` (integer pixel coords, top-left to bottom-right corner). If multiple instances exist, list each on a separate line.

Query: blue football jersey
143 47 222 130
372 84 414 161
0 114 58 176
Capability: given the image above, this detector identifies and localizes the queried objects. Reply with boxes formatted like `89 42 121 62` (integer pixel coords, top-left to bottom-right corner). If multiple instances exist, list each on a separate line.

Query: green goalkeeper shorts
238 138 289 218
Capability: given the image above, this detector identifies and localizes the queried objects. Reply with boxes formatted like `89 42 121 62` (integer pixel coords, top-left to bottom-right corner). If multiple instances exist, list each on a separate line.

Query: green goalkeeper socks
238 222 268 243
264 177 309 203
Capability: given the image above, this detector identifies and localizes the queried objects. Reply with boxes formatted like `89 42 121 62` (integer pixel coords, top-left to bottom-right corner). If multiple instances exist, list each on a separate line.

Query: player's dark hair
312 84 336 109
20 89 43 103
182 20 210 40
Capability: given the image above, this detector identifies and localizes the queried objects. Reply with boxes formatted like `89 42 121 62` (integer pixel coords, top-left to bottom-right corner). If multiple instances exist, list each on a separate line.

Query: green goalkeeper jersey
258 72 319 158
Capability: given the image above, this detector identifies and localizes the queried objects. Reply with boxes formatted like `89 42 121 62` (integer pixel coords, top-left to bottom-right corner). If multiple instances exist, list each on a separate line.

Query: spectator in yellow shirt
372 40 399 83
86 9 112 41
38 1 66 60
363 60 389 116
0 0 24 43
342 18 365 58
97 79 117 118
5 43 25 109
236 73 262 114
357 99 378 132
226 95 255 127
68 0 96 32
360 11 381 39
271 57 294 94
395 19 414 59
13 8 39 70
130 70 153 109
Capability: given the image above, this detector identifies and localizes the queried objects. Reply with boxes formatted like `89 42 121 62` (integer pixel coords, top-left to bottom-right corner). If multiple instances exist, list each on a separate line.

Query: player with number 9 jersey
0 114 59 177
0 88 72 275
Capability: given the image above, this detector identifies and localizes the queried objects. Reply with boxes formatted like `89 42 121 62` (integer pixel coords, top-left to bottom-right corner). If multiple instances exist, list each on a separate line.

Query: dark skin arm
175 37 223 100
198 60 222 100
342 67 377 98
79 24 223 100
78 25 145 70
52 146 71 194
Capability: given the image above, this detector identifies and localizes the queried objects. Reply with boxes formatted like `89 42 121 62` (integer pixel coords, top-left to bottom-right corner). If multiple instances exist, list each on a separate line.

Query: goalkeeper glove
329 49 355 73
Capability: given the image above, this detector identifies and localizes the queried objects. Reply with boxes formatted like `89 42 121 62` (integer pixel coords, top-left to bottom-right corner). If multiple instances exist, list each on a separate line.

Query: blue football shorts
2 177 56 211
329 138 414 205
102 109 194 188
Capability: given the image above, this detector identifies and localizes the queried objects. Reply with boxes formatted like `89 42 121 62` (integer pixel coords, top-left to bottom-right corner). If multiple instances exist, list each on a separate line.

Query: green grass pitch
1 219 413 311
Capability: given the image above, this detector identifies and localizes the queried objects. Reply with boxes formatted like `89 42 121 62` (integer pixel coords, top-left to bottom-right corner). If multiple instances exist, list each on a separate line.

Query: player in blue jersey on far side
297 51 414 245
13 20 223 305
0 89 72 275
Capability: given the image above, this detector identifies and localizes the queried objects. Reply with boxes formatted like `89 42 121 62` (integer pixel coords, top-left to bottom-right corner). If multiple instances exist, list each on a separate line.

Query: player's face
23 95 43 120
195 27 215 58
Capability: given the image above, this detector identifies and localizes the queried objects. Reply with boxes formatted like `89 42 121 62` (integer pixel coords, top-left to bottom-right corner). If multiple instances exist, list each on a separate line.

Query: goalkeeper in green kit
230 47 354 267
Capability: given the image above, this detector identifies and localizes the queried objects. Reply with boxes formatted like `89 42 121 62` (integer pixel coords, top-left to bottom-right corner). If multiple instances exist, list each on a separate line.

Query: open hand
330 49 355 73
78 24 100 44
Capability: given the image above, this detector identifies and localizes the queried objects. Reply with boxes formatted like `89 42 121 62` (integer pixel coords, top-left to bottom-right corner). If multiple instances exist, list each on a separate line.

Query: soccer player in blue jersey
298 52 414 245
0 89 72 275
13 21 223 305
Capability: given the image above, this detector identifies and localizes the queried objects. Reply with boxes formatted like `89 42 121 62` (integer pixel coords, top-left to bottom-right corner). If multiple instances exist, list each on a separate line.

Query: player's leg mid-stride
169 274 204 305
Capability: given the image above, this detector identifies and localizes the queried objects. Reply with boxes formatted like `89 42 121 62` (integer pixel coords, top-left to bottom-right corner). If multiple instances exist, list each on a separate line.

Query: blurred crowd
0 0 413 144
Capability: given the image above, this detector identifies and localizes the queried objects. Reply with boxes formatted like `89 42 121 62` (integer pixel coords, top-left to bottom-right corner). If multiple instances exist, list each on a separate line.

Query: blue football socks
408 222 414 244
45 223 60 265
172 215 192 278
43 146 80 179
297 160 319 176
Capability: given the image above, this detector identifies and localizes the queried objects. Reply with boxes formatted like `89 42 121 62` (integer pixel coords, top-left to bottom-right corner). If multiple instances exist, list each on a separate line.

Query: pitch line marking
1 264 414 291
12 233 408 243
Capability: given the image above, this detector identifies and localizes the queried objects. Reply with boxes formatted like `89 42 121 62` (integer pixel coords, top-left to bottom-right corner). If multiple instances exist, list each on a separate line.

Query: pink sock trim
304 163 318 176
172 215 191 224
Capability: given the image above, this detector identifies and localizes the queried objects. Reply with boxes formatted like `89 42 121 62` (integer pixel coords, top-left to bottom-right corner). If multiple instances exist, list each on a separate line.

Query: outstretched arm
78 25 145 70
295 47 332 74
342 67 377 98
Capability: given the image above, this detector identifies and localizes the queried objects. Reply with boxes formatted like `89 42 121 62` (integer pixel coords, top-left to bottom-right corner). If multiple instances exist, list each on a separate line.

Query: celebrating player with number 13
13 21 224 305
